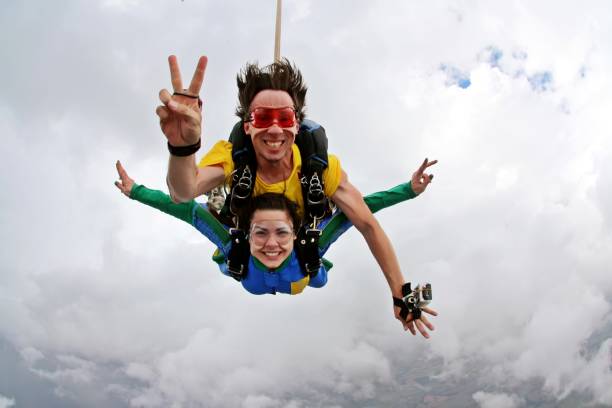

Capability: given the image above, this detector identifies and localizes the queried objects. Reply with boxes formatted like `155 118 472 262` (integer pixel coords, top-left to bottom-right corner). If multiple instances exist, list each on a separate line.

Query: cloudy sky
1 0 612 407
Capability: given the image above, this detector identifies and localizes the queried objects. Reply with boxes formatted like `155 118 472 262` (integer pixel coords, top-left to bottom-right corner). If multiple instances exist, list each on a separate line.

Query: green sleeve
129 184 196 225
363 181 418 214
319 182 417 248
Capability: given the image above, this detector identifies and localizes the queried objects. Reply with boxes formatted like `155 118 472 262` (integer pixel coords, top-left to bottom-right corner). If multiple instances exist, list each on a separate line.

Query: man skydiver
155 55 438 337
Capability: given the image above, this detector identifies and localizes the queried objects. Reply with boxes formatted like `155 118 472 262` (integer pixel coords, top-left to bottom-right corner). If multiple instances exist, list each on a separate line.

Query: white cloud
0 395 15 408
2 0 612 407
473 391 522 408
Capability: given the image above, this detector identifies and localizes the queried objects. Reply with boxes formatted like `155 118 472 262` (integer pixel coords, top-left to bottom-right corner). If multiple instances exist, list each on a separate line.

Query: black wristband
173 91 203 109
168 139 201 157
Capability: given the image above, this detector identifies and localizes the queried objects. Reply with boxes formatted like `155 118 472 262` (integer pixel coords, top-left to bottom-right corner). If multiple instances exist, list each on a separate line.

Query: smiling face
243 90 299 165
248 208 296 269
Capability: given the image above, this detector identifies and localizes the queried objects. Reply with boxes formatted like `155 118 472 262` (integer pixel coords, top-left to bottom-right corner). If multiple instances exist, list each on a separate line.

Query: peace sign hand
156 55 208 147
411 158 438 195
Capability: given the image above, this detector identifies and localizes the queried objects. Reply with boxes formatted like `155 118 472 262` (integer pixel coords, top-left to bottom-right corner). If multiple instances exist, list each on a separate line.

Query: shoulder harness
218 119 332 281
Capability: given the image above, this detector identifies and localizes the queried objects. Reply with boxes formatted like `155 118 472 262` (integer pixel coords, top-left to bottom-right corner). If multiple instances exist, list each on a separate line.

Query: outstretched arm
320 181 417 250
329 159 438 337
115 161 195 224
116 161 230 249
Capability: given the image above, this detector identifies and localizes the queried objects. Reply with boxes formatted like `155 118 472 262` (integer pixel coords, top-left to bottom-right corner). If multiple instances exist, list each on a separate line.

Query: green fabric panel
212 248 225 264
130 184 195 224
193 204 231 245
319 181 417 247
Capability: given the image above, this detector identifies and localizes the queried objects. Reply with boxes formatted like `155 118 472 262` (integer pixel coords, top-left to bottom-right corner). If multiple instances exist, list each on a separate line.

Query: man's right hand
156 55 208 147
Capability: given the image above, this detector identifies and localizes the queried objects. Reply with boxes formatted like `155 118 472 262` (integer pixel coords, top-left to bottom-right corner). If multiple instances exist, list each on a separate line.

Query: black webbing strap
295 226 322 278
296 120 330 220
293 120 330 278
392 283 422 320
226 228 250 281
218 122 257 225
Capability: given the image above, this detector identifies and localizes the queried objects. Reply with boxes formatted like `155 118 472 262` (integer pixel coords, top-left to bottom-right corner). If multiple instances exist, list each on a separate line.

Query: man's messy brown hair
235 59 307 122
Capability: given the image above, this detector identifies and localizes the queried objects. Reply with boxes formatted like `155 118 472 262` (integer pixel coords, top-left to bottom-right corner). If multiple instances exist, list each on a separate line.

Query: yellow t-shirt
198 140 342 217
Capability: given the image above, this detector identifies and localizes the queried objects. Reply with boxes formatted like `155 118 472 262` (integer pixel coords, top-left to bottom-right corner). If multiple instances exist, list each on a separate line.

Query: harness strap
297 120 330 220
219 119 331 280
295 224 322 278
226 228 250 281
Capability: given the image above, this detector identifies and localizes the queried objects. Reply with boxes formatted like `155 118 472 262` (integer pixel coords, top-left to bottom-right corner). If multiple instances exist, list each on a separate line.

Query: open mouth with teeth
263 140 284 149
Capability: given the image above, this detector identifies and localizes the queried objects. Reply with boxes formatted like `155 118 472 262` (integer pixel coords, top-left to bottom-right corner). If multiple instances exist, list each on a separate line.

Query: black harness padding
220 119 331 280
296 119 330 220
217 122 257 225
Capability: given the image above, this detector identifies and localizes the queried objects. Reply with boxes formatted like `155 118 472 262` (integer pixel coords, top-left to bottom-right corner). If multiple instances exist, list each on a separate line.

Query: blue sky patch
528 71 553 92
483 46 503 68
440 64 471 89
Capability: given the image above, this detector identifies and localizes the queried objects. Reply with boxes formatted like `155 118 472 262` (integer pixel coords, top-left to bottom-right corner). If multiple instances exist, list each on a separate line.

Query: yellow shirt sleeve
197 140 235 177
323 154 342 197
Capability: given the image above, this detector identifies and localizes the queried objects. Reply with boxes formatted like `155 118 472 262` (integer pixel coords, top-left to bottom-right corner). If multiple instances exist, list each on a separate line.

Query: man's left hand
394 305 438 338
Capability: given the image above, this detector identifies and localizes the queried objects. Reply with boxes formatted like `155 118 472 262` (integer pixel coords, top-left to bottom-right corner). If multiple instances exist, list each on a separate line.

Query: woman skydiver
115 160 428 296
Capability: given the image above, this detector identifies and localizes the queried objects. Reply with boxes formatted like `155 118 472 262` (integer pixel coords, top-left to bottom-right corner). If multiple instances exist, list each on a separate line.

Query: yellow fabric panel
290 275 310 295
198 140 235 175
198 140 342 218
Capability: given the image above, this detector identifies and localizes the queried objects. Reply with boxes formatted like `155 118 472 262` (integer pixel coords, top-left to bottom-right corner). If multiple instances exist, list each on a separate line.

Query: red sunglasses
248 107 296 129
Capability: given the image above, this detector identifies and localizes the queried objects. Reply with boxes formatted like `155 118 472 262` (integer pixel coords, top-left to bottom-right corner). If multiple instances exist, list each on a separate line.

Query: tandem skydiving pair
118 56 438 336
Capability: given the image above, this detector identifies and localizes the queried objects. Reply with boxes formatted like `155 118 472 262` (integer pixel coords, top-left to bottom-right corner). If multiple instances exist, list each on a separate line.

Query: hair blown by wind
235 59 307 122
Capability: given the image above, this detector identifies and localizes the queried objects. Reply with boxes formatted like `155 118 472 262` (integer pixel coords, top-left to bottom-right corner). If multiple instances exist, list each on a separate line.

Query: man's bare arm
157 55 215 202
331 170 437 337
167 160 225 203
331 171 405 297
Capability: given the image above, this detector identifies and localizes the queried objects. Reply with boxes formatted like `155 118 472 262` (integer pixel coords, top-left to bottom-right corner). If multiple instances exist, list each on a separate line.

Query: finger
116 160 128 181
414 319 430 339
114 180 128 195
168 55 183 93
415 158 428 176
167 100 200 123
421 172 431 185
156 105 170 121
419 314 435 331
188 56 208 95
421 306 438 316
405 320 417 335
159 89 173 105
425 159 438 168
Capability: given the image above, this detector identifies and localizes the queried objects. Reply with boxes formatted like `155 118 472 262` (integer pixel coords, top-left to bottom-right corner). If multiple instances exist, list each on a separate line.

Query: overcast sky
1 1 612 407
